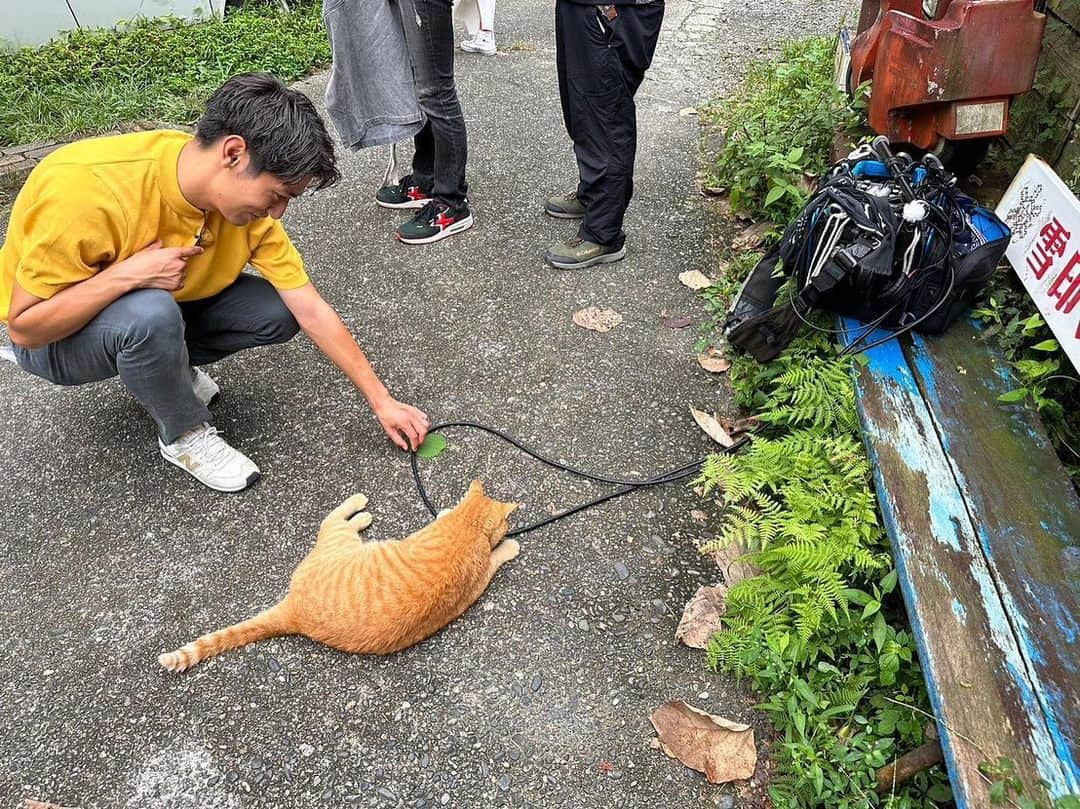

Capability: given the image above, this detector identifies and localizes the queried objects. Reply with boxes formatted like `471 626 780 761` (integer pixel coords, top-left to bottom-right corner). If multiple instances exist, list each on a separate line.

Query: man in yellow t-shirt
1 73 429 492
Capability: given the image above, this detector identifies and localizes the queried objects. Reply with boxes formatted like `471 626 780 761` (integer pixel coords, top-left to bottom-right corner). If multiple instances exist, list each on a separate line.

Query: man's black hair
196 72 340 191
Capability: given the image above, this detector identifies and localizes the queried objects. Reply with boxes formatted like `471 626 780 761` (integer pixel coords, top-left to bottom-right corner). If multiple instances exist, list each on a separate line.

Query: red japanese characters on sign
998 156 1080 371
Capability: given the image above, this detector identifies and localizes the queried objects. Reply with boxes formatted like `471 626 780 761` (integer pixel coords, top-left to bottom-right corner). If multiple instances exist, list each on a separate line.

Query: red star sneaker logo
435 211 456 230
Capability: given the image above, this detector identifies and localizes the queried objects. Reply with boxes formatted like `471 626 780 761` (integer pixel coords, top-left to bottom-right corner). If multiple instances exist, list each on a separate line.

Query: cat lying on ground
159 480 520 671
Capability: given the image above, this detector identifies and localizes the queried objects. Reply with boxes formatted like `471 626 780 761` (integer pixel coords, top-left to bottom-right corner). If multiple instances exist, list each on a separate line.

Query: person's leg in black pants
395 0 475 244
547 1 664 269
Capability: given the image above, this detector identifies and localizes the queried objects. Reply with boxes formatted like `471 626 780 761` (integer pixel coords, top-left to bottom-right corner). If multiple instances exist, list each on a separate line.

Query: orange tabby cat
159 480 520 671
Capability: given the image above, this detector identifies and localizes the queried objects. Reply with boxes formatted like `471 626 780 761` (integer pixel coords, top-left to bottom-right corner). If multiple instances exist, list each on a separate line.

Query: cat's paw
322 493 370 530
499 539 521 561
349 510 373 531
343 493 369 513
437 508 453 519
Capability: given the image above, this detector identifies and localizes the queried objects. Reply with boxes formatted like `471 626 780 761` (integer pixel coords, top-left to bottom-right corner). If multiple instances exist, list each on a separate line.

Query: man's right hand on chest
110 240 203 292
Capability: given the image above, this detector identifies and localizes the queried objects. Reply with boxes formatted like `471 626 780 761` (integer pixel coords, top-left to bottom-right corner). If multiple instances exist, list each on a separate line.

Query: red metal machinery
848 0 1047 164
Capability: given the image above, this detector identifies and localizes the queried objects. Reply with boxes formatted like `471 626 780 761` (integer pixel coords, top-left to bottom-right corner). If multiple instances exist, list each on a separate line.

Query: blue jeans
401 0 469 205
14 275 299 443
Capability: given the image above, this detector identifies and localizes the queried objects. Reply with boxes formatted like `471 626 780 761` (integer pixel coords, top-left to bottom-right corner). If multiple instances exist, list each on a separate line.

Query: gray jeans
14 275 299 443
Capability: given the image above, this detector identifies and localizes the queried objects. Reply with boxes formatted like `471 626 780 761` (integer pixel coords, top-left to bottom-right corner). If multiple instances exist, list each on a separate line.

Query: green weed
0 2 330 145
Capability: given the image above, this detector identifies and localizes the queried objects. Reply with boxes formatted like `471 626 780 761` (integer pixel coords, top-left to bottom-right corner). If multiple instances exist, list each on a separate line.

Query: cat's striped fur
159 480 520 671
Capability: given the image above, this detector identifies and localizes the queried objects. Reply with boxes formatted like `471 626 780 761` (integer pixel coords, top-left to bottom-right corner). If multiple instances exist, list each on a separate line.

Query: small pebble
530 675 542 692
614 562 630 580
498 775 511 792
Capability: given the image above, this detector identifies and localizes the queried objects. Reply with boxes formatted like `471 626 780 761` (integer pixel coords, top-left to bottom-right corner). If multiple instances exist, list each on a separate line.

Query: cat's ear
501 502 520 520
467 479 485 497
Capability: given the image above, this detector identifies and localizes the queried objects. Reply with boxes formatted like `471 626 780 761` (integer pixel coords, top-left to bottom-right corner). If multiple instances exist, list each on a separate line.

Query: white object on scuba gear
903 200 928 223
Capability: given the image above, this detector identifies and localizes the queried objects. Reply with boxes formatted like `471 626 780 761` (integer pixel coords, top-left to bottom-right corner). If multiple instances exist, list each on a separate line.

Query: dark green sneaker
396 200 474 244
376 174 432 209
544 191 586 219
543 236 627 269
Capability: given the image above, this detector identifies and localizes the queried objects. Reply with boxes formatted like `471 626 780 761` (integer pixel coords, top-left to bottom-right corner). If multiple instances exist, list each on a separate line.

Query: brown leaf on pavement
572 306 623 333
696 347 731 374
678 269 714 290
720 415 761 436
675 585 728 649
690 407 735 447
731 221 776 252
710 541 761 586
649 701 757 783
24 801 81 809
690 509 708 526
663 315 694 329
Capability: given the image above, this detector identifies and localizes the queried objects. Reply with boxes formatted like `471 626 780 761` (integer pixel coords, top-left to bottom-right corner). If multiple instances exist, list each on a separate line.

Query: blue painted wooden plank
908 323 1080 795
840 318 1071 806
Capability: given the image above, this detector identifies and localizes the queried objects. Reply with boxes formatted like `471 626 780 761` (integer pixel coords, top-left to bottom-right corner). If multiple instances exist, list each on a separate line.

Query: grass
0 1 331 146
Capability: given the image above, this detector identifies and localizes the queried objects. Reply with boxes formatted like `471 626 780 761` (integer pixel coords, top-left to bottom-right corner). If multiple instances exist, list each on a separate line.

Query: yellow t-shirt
0 129 309 322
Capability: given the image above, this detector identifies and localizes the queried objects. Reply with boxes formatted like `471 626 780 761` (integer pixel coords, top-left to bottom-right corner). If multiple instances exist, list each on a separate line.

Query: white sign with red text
996 155 1080 372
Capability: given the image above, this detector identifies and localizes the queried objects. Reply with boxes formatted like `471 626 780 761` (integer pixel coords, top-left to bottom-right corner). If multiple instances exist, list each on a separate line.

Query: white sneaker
191 366 220 407
159 423 260 492
461 30 496 55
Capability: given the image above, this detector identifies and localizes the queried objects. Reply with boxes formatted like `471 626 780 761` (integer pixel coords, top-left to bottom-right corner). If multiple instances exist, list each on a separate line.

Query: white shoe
461 30 496 55
159 423 260 492
191 366 220 407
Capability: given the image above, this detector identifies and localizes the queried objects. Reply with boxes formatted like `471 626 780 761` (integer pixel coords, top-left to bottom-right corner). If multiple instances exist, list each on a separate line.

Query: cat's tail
158 602 295 673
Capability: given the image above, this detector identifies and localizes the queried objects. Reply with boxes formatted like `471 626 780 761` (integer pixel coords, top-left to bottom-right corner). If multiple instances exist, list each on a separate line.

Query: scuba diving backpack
723 137 1011 362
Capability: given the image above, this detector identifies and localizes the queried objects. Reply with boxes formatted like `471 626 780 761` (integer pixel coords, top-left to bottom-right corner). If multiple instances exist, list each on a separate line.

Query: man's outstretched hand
374 398 431 452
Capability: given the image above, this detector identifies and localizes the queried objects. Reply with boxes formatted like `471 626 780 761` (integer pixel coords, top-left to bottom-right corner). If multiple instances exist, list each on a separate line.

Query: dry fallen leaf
690 407 735 447
679 107 699 117
720 415 761 436
675 585 728 649
678 269 714 290
24 802 81 809
689 509 709 526
572 306 623 333
710 541 761 586
732 221 776 252
663 315 694 329
696 348 731 374
649 701 756 783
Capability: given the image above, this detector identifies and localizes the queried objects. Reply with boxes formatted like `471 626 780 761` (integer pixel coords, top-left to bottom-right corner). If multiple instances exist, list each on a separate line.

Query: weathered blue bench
841 316 1080 806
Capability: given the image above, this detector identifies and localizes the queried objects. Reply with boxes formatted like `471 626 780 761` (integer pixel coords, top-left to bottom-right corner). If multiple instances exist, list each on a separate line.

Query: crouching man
0 73 429 492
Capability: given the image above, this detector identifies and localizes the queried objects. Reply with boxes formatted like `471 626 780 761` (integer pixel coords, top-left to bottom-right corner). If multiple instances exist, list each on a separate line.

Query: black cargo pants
555 0 664 249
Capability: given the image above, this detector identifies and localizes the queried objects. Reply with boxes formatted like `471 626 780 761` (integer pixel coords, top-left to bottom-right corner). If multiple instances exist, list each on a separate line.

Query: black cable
409 420 752 537
840 261 957 356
